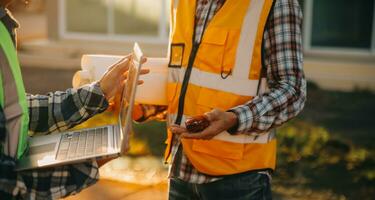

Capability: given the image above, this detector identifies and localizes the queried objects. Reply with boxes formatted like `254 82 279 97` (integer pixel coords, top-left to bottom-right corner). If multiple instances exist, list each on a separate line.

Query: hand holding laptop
99 54 149 105
88 43 149 167
96 51 149 167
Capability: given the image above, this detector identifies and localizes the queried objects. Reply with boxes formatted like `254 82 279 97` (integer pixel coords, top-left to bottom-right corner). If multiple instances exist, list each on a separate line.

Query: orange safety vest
164 0 276 176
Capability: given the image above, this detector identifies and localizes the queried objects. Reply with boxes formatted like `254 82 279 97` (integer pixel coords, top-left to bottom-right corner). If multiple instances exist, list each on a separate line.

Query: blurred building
18 0 375 91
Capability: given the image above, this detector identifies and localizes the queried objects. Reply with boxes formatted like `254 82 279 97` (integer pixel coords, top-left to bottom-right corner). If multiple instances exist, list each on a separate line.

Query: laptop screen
118 43 143 153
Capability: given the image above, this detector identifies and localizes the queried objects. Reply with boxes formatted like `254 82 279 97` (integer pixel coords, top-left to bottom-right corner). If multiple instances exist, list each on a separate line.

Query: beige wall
304 56 375 91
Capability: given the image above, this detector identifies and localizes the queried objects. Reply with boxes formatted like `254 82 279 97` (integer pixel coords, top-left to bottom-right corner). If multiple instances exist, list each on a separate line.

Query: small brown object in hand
185 115 210 133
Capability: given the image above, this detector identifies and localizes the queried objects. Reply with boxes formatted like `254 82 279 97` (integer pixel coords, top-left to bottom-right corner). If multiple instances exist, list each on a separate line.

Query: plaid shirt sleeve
230 0 307 134
27 82 109 136
0 154 100 199
0 82 108 199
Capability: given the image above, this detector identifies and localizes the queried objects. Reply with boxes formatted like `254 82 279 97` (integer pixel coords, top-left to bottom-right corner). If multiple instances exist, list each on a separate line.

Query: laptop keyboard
56 127 109 161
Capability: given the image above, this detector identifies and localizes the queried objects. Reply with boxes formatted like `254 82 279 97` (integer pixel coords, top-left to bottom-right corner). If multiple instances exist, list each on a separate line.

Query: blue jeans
169 171 272 200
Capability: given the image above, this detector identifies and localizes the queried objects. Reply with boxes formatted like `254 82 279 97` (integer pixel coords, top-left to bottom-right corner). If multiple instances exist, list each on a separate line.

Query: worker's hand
170 109 238 140
99 55 149 104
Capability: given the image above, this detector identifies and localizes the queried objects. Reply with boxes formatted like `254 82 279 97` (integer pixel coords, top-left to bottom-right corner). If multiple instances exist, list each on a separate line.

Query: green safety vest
0 21 29 159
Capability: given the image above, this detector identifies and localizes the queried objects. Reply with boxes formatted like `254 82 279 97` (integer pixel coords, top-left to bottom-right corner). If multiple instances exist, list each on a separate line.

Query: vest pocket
195 28 228 73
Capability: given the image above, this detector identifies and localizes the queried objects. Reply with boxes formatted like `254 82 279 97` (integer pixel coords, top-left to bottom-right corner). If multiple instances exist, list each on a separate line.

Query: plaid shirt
1 8 109 199
0 83 109 199
170 0 306 183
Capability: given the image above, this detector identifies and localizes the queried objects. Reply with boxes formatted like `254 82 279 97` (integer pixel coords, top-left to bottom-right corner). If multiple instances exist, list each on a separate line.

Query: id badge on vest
169 43 184 68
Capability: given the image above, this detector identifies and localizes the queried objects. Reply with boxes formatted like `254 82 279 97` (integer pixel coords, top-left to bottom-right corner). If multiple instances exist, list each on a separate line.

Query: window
304 0 375 53
66 0 108 34
60 0 170 43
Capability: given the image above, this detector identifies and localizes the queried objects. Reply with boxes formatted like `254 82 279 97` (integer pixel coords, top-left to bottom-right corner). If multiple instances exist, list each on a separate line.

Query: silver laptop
16 43 144 171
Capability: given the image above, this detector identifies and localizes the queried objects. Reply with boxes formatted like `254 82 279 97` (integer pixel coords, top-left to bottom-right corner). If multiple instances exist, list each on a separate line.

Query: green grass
299 83 375 150
131 120 167 156
272 83 375 200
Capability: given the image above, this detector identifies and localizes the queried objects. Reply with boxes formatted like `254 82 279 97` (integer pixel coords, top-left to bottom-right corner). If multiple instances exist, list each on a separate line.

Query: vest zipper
175 0 214 125
165 1 214 162
174 43 200 125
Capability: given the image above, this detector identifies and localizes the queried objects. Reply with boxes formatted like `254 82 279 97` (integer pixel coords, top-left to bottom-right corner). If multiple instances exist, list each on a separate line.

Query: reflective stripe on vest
165 0 275 175
232 0 270 79
168 67 261 97
0 21 29 159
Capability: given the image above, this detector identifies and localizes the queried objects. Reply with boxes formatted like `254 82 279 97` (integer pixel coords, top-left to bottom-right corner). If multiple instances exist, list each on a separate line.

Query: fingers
112 57 148 79
141 56 147 64
117 54 132 65
170 125 188 135
181 125 219 140
137 80 144 85
137 69 150 86
107 55 131 72
181 109 226 140
140 68 150 75
115 57 131 74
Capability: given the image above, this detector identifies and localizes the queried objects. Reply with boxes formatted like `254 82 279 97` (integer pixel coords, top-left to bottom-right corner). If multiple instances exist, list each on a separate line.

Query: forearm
231 77 306 133
0 154 99 199
229 0 306 134
19 161 99 199
27 82 109 136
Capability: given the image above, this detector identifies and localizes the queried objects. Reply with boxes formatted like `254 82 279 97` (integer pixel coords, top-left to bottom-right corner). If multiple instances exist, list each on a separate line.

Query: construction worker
166 0 306 199
0 1 147 199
